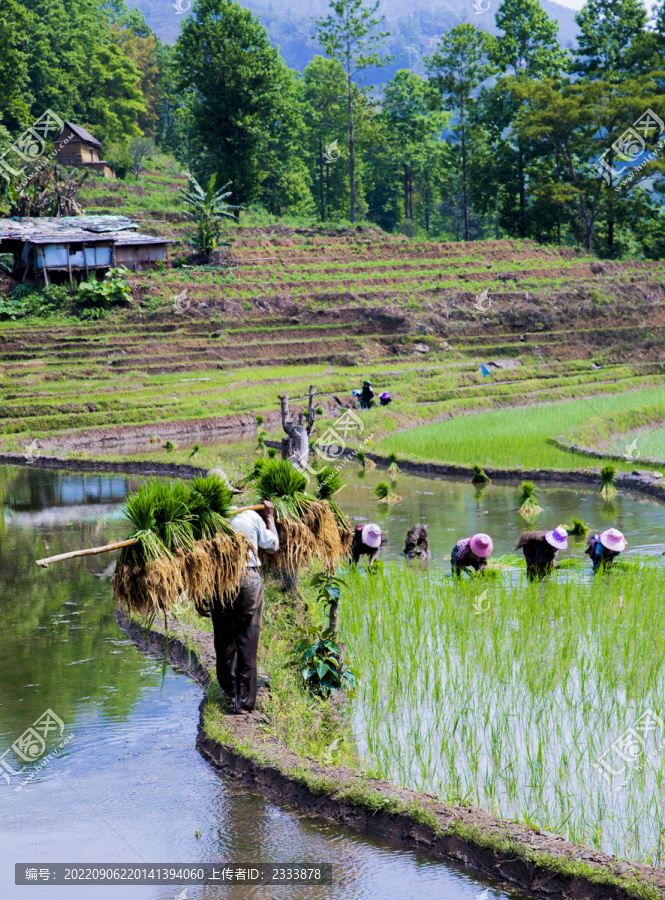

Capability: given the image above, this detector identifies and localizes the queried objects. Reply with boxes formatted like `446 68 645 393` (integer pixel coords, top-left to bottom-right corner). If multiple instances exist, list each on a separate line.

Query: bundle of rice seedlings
260 516 319 576
518 481 543 518
565 517 590 536
188 443 201 460
600 463 618 499
387 451 400 478
304 500 347 568
191 530 250 615
254 458 313 520
186 475 235 539
471 464 490 484
112 481 191 616
255 430 267 455
238 456 268 488
267 447 277 458
315 466 350 531
356 449 367 469
375 481 402 503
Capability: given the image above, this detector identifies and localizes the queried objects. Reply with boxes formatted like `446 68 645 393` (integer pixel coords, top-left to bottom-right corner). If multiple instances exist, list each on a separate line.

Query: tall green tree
426 24 491 241
176 0 298 206
300 56 350 220
315 0 392 223
381 70 446 229
483 0 568 239
573 0 648 78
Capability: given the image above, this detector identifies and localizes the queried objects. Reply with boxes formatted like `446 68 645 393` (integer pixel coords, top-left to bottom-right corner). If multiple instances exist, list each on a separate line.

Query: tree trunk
403 163 408 219
279 386 316 471
347 72 355 223
461 97 470 242
518 143 526 238
328 600 339 637
319 136 325 220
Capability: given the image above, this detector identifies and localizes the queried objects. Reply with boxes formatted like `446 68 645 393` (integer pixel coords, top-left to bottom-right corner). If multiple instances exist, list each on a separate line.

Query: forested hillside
1 0 663 259
126 0 579 71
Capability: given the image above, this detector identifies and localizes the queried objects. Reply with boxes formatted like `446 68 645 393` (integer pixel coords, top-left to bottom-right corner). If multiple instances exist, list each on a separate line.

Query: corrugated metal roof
57 122 102 148
0 215 138 238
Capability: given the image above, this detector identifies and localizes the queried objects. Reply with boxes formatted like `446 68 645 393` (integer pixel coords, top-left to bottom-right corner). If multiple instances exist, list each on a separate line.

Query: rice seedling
470 464 490 484
255 430 267 455
356 449 367 469
518 481 543 518
600 464 618 499
344 560 665 864
387 451 400 478
254 458 313 520
566 517 590 536
374 481 401 503
164 440 175 453
188 442 201 459
267 447 277 458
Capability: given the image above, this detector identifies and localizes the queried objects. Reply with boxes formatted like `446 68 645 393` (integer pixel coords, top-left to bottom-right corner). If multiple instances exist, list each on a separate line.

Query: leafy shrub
77 267 132 318
292 627 356 698
0 284 71 320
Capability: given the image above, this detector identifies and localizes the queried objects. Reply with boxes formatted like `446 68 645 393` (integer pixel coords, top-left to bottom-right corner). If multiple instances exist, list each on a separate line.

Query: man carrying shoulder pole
210 487 279 715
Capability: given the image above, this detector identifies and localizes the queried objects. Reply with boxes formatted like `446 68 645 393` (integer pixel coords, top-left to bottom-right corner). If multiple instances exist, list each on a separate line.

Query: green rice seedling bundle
254 458 348 574
470 464 490 484
112 478 248 618
387 451 400 478
375 481 401 503
566 517 590 536
599 463 618 499
518 481 543 518
356 449 367 469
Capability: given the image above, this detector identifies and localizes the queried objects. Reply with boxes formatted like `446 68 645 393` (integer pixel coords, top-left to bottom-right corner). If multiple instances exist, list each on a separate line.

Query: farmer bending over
585 528 627 573
517 526 567 581
351 522 384 565
211 500 279 715
451 533 493 577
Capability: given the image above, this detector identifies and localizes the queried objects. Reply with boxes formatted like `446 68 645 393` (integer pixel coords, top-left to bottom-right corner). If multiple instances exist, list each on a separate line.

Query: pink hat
600 528 627 552
470 533 493 558
545 526 568 550
362 523 382 548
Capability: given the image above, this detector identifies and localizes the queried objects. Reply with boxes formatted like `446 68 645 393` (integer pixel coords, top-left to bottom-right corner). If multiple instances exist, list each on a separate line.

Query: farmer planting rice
585 527 627 573
351 523 384 565
213 500 279 714
450 533 493 577
516 526 568 581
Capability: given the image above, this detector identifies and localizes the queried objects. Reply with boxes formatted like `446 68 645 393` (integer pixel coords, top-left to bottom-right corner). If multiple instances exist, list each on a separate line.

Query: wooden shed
54 123 113 178
0 216 173 284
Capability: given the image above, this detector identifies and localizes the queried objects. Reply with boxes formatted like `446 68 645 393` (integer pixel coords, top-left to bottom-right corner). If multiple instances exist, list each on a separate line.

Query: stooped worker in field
585 528 627 573
351 522 384 565
451 533 493 576
516 526 568 580
379 391 392 407
210 498 279 715
360 381 375 409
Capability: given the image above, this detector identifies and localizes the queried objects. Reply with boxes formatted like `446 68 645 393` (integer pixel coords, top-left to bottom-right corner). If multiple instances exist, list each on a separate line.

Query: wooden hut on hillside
54 123 113 178
0 216 173 284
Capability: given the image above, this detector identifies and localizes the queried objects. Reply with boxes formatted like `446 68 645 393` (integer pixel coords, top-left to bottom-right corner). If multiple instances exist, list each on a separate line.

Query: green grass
381 386 665 471
344 559 665 864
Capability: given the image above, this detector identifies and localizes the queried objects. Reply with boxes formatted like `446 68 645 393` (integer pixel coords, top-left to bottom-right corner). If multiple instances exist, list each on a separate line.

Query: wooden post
40 248 50 286
66 243 73 288
83 243 89 281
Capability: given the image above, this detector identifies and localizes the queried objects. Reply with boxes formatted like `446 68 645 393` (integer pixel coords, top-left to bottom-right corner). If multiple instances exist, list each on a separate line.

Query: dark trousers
210 568 264 712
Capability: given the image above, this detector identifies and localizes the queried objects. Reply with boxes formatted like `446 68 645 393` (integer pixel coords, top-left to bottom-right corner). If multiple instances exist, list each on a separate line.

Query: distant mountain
128 0 578 77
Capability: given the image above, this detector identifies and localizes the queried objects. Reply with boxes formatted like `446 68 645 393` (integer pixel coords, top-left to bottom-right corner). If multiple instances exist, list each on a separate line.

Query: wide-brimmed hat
206 467 242 494
380 391 391 399
470 533 493 558
545 526 568 550
362 523 382 548
600 528 627 552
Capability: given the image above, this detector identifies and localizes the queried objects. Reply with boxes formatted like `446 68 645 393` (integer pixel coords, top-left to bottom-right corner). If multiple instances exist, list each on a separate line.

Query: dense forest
1 0 664 258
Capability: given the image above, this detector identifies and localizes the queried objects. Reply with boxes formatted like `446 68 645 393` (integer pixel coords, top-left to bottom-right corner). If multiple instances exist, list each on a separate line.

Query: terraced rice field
1 172 664 458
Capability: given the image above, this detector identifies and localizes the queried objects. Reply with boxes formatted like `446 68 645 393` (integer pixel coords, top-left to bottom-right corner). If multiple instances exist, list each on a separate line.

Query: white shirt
230 510 278 567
